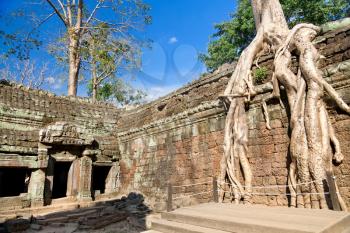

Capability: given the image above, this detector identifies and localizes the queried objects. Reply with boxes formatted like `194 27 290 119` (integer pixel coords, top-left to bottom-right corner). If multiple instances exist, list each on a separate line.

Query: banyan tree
219 0 349 210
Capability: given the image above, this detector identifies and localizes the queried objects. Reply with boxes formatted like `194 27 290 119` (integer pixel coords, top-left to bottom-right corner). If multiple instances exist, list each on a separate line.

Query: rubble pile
0 193 151 233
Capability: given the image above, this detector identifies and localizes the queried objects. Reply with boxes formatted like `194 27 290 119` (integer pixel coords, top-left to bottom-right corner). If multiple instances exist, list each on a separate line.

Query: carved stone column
44 157 54 205
77 155 92 201
105 162 120 194
29 146 49 207
28 168 46 207
66 159 80 198
37 146 49 168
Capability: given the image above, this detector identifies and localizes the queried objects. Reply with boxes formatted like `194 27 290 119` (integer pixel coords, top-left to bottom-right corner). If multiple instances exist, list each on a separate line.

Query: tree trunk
91 60 98 102
220 0 349 210
67 29 81 96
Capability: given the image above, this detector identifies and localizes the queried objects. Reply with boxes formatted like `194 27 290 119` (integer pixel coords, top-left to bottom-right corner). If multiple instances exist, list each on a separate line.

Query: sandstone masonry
0 23 349 212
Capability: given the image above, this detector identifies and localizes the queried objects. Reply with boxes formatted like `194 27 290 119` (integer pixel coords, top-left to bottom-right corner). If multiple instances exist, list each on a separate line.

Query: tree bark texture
220 0 349 210
67 29 81 96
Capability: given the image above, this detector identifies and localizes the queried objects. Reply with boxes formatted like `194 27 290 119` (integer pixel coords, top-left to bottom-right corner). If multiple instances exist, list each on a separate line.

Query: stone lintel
0 145 37 155
0 155 46 168
93 161 113 166
51 154 77 162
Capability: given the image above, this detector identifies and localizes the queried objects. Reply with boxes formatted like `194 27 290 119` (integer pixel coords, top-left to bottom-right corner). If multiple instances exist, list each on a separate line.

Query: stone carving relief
39 122 94 146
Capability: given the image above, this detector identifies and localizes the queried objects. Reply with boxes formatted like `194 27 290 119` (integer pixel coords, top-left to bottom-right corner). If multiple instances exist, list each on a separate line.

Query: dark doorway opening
52 162 71 199
92 166 111 195
0 167 30 197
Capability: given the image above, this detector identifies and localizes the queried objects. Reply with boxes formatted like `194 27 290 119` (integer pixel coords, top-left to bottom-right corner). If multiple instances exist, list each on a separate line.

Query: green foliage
199 0 254 71
80 22 146 103
87 79 146 105
1 0 151 98
253 67 268 84
0 30 42 61
0 11 43 61
201 0 349 71
282 0 349 27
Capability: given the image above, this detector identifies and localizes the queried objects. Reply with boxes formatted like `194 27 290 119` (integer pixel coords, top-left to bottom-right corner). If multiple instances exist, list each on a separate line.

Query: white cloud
46 77 64 90
168 36 178 44
46 76 63 90
145 85 180 102
46 76 55 84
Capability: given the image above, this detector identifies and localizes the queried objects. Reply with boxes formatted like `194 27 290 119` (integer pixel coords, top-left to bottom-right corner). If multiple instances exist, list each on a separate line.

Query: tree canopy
1 0 151 103
200 0 350 72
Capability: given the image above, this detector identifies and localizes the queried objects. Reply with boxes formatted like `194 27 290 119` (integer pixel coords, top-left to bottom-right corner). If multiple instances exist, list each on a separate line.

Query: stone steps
143 203 350 233
149 218 231 233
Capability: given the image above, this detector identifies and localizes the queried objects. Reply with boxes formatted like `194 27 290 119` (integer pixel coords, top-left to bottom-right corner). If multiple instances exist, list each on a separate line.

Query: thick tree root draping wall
0 22 349 212
116 24 350 211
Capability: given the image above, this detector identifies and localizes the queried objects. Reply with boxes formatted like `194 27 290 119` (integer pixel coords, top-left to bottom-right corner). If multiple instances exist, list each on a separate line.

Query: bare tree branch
0 60 51 89
46 0 68 27
26 11 56 41
35 63 48 88
96 55 124 85
56 0 67 19
66 0 72 26
76 0 83 29
96 70 114 84
85 1 102 25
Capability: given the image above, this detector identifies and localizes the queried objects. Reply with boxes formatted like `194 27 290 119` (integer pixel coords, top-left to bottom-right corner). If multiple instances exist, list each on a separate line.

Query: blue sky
0 0 236 101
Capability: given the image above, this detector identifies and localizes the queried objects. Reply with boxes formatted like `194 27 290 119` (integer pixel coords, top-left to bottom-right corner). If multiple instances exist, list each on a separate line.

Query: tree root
262 100 271 129
219 0 349 210
275 24 350 210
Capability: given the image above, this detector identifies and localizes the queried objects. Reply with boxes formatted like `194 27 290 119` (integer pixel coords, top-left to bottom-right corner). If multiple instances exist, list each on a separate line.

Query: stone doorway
0 167 30 197
51 161 72 199
92 165 111 197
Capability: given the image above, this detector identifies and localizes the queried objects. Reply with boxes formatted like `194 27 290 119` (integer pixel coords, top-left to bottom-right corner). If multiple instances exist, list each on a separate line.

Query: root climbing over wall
219 0 349 210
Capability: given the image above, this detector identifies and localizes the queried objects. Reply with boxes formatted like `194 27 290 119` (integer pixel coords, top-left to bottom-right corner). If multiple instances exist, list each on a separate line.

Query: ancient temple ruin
0 88 121 210
0 21 349 212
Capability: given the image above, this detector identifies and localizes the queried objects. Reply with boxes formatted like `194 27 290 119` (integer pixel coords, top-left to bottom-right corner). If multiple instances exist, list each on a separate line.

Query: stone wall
0 85 121 210
0 85 120 160
0 21 349 212
116 23 350 210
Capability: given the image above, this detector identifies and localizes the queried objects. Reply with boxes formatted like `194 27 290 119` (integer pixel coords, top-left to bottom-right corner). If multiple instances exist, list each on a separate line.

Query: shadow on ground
0 192 151 233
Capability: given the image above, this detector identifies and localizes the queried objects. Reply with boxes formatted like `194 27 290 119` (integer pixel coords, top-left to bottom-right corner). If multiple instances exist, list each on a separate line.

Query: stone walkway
144 202 350 233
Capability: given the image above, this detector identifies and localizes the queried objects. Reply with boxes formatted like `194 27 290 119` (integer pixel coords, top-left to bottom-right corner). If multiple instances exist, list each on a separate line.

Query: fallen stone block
30 223 42 231
4 218 30 232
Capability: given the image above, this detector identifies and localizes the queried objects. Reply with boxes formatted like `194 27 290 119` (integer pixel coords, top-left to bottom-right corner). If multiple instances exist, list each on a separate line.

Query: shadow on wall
0 192 151 233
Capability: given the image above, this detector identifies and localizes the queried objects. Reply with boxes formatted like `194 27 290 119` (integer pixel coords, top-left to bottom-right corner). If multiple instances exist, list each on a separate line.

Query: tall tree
200 0 349 71
219 0 350 211
80 23 144 102
1 0 151 96
44 0 151 96
48 0 83 96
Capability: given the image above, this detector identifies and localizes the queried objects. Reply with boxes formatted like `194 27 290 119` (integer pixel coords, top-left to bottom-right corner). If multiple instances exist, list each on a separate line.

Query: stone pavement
144 202 350 233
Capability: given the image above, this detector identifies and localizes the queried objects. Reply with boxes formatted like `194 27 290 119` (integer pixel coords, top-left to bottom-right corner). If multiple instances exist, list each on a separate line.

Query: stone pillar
66 159 80 197
77 155 92 201
105 162 120 194
37 146 49 168
44 157 54 205
28 168 46 207
29 146 49 207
